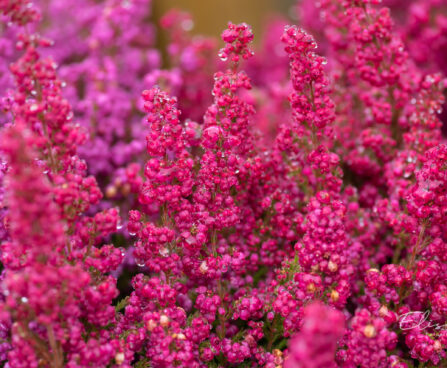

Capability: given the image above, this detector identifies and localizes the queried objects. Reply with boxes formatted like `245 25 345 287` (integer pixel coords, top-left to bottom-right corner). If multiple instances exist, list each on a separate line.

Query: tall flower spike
132 87 194 269
281 26 341 193
0 123 89 367
280 25 351 311
0 123 64 268
0 1 125 365
140 86 194 208
219 22 254 65
282 26 335 133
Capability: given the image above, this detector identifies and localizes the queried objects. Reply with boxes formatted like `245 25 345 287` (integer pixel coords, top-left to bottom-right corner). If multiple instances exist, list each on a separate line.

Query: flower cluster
1 0 447 367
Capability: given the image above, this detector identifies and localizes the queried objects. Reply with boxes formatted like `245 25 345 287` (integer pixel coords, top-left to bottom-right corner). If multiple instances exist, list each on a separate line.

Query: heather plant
1 0 447 367
37 0 159 190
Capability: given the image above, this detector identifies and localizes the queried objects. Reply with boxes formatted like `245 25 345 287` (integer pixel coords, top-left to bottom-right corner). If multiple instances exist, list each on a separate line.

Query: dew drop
159 248 169 257
136 259 145 267
218 51 228 62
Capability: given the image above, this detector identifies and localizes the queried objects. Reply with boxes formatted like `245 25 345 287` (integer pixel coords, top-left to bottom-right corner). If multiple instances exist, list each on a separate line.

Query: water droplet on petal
136 259 145 267
159 248 169 257
218 51 228 62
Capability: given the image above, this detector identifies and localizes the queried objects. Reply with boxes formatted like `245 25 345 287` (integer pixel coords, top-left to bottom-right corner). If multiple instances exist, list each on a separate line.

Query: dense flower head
281 26 335 132
0 0 39 25
407 144 447 223
219 22 254 64
344 308 398 367
0 123 65 266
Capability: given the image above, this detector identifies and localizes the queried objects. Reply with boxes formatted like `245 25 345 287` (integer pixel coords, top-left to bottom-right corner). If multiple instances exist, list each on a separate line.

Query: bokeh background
153 0 296 55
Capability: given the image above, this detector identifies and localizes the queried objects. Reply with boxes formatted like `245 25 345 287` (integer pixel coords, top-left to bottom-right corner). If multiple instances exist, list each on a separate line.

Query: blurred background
153 0 296 43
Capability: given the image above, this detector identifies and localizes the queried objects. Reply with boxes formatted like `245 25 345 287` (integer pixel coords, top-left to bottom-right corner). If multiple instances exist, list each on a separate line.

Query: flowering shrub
1 0 447 367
